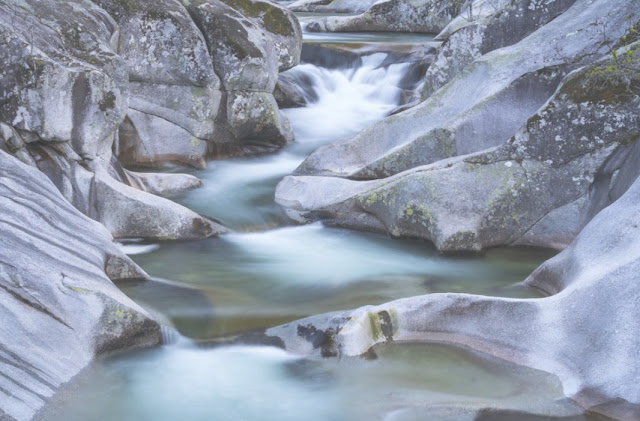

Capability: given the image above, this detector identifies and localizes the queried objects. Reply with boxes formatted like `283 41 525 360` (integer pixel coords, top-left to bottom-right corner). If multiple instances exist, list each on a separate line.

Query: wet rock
0 150 160 421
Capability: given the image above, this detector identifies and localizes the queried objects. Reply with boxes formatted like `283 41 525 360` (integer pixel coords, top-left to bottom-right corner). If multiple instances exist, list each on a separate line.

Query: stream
40 25 595 421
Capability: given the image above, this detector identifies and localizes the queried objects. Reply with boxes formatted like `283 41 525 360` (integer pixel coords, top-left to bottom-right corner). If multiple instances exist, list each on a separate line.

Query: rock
303 0 460 33
0 0 228 240
92 166 226 240
423 0 578 99
0 150 161 421
269 172 640 419
289 0 377 14
182 0 301 154
120 170 203 197
277 40 640 252
0 0 128 160
274 73 312 108
117 108 209 169
295 0 639 180
92 0 221 168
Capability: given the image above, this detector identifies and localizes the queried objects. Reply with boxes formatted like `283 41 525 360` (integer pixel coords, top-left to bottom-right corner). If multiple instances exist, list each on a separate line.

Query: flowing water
40 29 592 421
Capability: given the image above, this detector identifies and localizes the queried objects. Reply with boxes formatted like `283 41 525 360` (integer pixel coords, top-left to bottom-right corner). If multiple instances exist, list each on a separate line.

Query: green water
37 26 592 421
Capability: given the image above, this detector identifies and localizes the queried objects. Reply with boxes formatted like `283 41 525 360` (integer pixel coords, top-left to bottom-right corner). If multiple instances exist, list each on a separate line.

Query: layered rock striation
0 150 161 421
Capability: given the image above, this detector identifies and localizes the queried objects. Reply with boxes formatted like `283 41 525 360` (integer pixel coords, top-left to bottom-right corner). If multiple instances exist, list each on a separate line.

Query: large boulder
92 0 220 168
0 150 161 421
423 0 578 99
0 0 226 240
277 41 640 252
268 171 640 419
183 0 300 155
304 0 460 33
294 0 639 180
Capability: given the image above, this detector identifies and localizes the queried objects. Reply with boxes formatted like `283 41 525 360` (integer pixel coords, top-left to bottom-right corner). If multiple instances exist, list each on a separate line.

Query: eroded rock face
277 39 640 252
0 150 161 421
90 0 302 164
294 0 638 181
304 0 460 33
269 172 640 419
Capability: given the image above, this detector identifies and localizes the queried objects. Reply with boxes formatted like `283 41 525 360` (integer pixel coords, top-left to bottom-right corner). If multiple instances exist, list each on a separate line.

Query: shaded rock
303 0 460 33
274 73 313 108
117 108 209 169
269 172 640 418
277 41 640 252
0 150 160 421
295 0 639 180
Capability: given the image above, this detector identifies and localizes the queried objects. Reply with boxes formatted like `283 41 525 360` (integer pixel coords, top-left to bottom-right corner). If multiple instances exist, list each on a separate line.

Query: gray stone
423 0 578 99
0 150 160 421
277 41 640 252
303 0 460 33
92 0 222 167
289 0 377 14
91 166 226 240
295 0 639 180
269 173 640 418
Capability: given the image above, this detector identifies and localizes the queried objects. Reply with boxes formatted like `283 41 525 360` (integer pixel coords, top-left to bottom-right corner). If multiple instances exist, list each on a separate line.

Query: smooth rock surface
423 0 578 99
0 150 161 421
269 172 640 419
294 0 639 180
277 41 640 252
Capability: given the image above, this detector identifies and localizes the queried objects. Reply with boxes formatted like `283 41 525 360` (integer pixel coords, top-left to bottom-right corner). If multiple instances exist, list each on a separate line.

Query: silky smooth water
122 227 550 338
40 30 581 421
42 342 583 421
175 53 410 229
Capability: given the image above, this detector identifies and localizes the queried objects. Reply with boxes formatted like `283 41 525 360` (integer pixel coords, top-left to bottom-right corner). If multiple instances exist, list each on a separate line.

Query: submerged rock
0 150 161 421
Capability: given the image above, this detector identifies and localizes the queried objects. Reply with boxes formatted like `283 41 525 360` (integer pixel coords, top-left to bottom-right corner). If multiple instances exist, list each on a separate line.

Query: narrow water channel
39 28 592 421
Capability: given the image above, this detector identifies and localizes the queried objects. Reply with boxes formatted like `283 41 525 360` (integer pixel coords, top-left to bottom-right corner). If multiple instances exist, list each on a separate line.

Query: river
38 24 594 421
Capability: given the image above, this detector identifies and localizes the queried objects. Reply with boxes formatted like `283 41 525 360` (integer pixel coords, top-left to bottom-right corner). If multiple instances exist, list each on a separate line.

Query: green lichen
69 286 90 294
